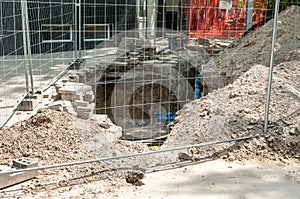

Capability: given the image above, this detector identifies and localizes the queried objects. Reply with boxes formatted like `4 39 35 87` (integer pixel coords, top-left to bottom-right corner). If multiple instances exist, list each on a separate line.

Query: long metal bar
78 0 82 59
181 0 184 31
115 0 118 45
74 0 78 59
0 134 261 175
154 0 158 47
264 0 280 133
23 0 34 94
246 0 254 31
21 0 30 93
187 0 191 33
162 0 166 36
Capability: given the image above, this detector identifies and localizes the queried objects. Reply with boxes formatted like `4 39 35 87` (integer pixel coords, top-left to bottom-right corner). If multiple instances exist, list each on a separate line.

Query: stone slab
58 82 85 95
61 93 82 101
73 100 89 107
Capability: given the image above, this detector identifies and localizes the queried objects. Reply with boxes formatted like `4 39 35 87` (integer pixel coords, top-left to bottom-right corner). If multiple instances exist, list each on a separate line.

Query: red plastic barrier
185 0 266 39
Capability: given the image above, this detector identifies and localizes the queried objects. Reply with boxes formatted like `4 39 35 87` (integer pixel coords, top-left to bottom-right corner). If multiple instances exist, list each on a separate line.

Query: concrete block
0 158 38 189
47 102 63 112
43 86 57 99
83 91 95 103
61 93 82 101
48 100 73 111
58 82 85 95
110 61 128 67
159 56 172 61
129 52 140 56
90 114 114 128
17 95 42 111
13 158 38 169
73 100 89 107
90 114 108 122
129 58 140 65
76 105 93 112
77 111 92 119
82 85 93 93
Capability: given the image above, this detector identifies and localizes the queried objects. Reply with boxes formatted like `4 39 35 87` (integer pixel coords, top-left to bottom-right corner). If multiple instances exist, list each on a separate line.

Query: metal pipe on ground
0 134 262 175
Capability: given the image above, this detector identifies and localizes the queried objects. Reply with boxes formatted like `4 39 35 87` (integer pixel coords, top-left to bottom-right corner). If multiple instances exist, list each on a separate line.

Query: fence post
264 0 281 133
21 0 30 94
187 0 191 36
23 0 34 94
115 0 118 46
162 0 166 36
78 0 82 59
246 0 254 31
74 0 78 59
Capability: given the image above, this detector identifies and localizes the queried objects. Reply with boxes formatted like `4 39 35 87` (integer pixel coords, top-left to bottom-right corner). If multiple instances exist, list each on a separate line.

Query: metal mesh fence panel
0 0 299 196
0 1 26 126
0 0 77 127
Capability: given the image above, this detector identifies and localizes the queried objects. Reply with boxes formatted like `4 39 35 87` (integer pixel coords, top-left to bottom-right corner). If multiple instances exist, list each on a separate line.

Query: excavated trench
79 37 210 142
96 67 202 141
96 73 198 143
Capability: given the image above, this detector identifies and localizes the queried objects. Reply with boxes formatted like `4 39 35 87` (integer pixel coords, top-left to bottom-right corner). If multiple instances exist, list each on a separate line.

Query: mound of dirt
0 109 86 165
0 108 149 165
203 6 300 90
163 58 300 163
0 109 151 197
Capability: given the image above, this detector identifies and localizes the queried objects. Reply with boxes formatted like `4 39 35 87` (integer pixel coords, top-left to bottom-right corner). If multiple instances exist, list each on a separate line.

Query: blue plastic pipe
195 73 202 99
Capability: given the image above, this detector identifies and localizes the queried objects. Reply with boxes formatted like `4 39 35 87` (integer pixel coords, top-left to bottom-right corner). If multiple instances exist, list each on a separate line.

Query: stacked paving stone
104 37 186 78
78 37 202 83
52 82 95 119
116 37 154 58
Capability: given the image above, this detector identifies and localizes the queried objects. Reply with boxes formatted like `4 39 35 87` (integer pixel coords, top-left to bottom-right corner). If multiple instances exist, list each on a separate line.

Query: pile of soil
205 6 300 88
163 58 300 163
163 6 300 164
0 109 149 197
0 109 85 165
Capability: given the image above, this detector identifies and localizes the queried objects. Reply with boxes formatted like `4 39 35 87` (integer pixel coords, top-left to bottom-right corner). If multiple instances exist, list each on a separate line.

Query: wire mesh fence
0 0 299 191
0 0 77 127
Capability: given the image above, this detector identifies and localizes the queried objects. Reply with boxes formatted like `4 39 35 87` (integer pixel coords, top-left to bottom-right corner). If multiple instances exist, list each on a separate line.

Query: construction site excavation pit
77 35 210 144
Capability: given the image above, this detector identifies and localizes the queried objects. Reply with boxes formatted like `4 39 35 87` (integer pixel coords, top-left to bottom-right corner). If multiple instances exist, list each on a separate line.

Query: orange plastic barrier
185 0 266 39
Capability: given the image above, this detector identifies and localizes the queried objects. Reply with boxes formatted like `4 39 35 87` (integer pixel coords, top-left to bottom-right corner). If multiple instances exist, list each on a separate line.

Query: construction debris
125 171 145 186
47 82 96 119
